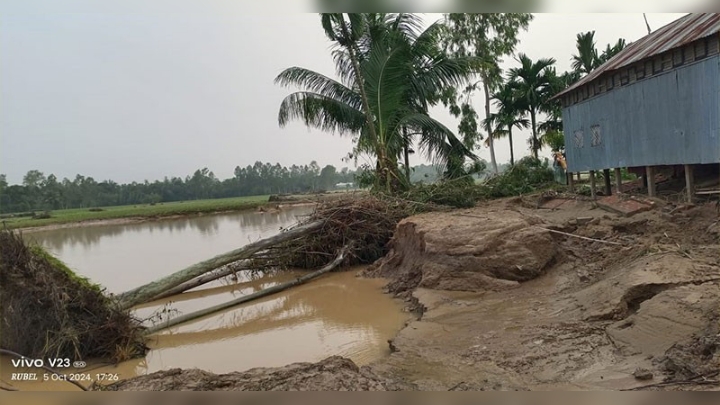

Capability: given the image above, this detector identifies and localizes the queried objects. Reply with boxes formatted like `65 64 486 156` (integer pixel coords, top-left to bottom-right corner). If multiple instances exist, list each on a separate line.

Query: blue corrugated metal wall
563 56 720 172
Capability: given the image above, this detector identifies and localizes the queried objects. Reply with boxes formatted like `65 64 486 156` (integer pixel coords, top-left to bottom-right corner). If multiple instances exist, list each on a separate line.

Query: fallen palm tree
119 195 435 309
0 230 147 363
115 221 323 309
144 244 351 335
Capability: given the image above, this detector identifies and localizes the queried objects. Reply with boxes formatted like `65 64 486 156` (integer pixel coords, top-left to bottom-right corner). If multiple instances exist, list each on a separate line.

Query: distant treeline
0 161 361 214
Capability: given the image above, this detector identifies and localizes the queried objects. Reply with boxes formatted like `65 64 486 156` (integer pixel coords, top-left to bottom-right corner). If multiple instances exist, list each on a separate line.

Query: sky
0 4 687 185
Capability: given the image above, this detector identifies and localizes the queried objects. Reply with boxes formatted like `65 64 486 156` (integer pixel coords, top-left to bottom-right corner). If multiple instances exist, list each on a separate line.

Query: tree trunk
338 16 379 158
116 221 323 309
483 80 498 174
530 109 539 159
150 261 253 301
403 127 411 184
143 244 350 335
508 125 515 166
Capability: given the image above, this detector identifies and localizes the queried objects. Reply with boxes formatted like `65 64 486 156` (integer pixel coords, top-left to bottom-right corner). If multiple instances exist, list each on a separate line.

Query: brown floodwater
1 207 410 391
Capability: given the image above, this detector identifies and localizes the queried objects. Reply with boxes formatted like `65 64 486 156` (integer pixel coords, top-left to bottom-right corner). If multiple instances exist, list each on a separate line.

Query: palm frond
275 67 361 108
362 42 411 143
400 113 477 166
278 91 365 135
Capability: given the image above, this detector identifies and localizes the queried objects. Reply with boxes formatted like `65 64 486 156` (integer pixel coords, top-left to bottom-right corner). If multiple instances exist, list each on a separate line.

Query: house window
672 49 683 67
695 40 707 59
591 125 602 147
661 53 673 70
653 57 662 74
573 129 584 148
620 70 629 85
628 67 637 83
708 35 719 54
636 64 645 79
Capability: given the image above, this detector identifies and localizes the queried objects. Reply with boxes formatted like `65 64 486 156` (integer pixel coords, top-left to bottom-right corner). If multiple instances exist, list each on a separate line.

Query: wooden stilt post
646 166 656 197
603 169 612 195
589 170 597 199
577 172 581 181
684 164 694 203
614 168 622 194
568 172 575 192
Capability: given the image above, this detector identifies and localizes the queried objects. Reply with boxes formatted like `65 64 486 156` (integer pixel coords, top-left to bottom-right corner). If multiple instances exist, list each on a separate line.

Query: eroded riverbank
105 196 720 391
1 206 409 391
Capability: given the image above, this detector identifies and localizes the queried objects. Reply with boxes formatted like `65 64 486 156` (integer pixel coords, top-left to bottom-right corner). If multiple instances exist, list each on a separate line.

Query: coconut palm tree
536 68 582 155
276 13 478 192
483 82 529 166
571 31 599 75
572 31 627 75
508 53 556 159
598 38 627 64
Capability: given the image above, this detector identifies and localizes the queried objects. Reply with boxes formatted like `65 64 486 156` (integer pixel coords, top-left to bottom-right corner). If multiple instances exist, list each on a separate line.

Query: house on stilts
552 13 720 202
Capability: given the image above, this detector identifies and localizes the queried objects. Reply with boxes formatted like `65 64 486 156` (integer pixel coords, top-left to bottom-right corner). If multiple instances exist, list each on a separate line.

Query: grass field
3 195 272 230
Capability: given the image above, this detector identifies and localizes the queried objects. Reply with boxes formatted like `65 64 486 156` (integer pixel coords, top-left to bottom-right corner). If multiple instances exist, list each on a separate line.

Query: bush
31 211 52 219
404 177 482 208
480 157 555 198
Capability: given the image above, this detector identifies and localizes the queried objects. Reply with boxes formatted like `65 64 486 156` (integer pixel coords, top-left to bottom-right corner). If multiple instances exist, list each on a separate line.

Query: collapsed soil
365 196 720 391
103 196 719 391
0 230 147 362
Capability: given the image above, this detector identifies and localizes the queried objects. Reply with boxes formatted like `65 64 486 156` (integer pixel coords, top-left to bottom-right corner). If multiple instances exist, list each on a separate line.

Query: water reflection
23 206 315 293
123 271 407 377
26 208 312 252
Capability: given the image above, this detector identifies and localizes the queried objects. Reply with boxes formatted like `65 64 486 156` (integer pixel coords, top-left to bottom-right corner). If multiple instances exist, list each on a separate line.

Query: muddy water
1 207 410 391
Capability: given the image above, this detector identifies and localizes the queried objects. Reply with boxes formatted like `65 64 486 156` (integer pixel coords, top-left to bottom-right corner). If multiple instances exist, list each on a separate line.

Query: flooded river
1 206 409 391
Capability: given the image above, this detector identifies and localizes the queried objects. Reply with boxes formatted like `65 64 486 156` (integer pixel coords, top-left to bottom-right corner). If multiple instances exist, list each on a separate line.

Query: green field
3 195 272 230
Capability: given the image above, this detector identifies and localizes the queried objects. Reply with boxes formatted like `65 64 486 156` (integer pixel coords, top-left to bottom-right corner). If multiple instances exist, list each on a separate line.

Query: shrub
480 157 555 198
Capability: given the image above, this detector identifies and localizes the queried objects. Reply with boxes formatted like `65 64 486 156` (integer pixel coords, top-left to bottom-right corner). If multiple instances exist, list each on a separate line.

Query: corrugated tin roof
554 13 720 100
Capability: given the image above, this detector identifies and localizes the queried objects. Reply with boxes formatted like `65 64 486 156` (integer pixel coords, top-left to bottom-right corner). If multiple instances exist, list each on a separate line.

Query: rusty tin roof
554 13 720 100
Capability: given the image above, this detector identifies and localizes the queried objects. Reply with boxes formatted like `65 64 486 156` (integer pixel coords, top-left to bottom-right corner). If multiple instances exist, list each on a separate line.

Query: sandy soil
102 195 720 391
367 197 720 391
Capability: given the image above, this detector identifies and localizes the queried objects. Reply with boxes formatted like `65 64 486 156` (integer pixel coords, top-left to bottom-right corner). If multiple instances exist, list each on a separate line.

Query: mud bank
366 198 720 391
103 356 412 391
104 197 720 391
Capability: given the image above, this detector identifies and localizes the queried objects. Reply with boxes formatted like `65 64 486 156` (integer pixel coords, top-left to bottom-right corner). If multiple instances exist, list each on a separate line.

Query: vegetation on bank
3 156 559 230
0 230 147 362
2 195 272 230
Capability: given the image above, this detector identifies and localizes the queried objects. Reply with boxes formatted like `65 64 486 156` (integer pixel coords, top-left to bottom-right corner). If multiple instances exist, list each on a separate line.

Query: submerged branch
143 244 352 335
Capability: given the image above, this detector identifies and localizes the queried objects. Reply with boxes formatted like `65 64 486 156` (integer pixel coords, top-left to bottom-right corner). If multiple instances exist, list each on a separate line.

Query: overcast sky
0 5 686 184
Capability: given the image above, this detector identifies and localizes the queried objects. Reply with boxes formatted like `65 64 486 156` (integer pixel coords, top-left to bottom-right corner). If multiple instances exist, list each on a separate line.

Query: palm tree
276 13 478 192
484 82 529 166
508 53 556 159
536 68 581 156
598 38 627 64
572 31 599 75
